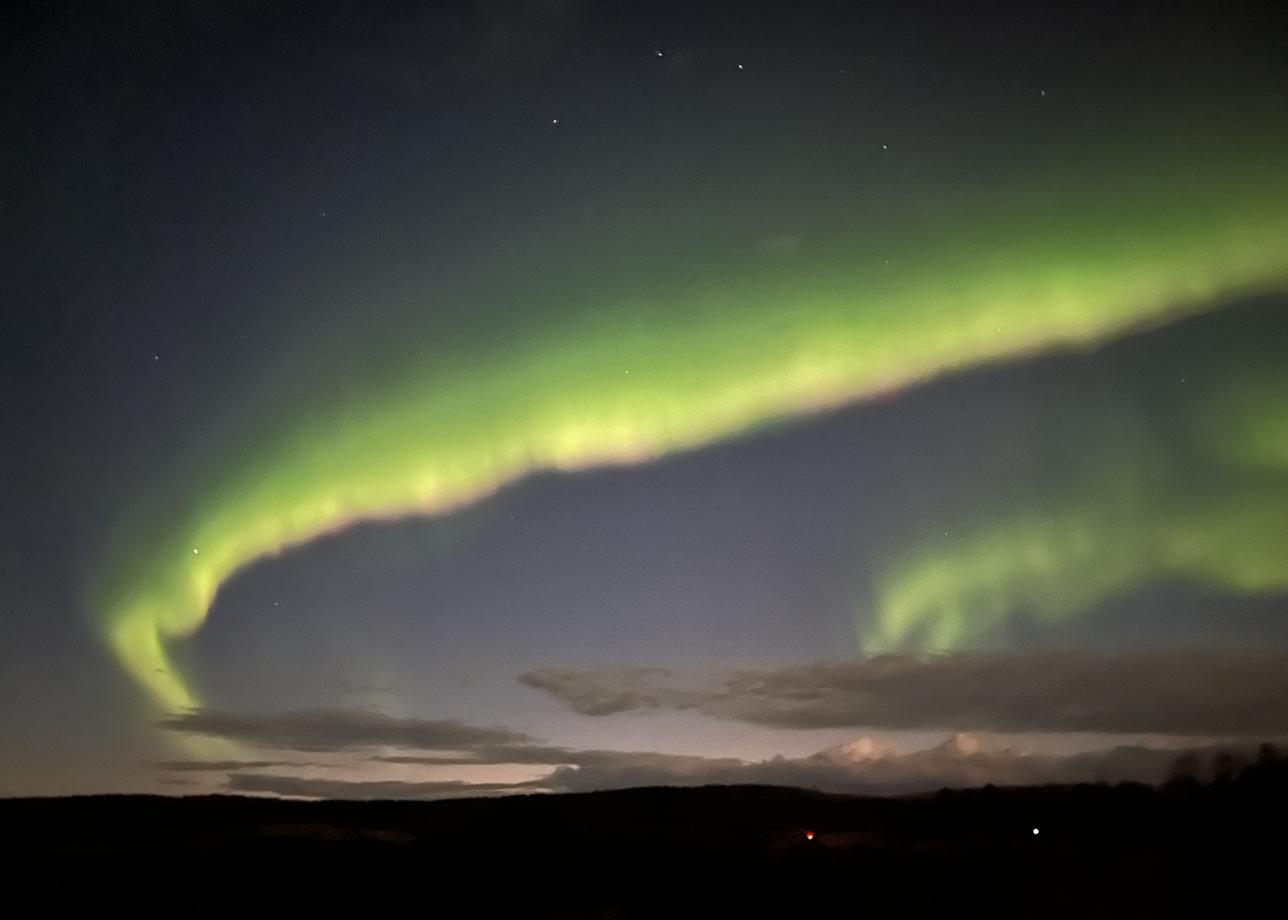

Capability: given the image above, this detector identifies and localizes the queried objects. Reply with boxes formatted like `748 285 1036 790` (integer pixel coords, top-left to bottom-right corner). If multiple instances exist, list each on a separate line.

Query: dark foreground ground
4 769 1286 917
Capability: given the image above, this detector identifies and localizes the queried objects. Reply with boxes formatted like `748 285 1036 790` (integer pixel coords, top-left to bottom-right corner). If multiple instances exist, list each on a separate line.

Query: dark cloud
159 697 1282 801
521 650 1288 735
226 773 537 800
375 746 743 770
518 666 704 716
159 708 531 752
538 734 1238 796
375 745 577 766
157 759 304 772
228 734 1272 800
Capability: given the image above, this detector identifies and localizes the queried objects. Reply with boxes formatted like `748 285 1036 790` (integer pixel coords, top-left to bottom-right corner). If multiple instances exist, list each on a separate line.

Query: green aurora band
97 135 1288 719
869 353 1288 651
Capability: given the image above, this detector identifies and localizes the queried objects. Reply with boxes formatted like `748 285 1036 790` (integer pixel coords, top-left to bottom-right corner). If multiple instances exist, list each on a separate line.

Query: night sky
5 0 1288 798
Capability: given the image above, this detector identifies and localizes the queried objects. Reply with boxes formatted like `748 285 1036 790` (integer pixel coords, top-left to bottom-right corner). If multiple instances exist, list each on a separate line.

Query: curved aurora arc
98 140 1288 724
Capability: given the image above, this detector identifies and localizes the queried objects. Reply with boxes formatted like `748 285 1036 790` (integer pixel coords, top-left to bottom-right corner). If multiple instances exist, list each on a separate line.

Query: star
654 49 663 58
551 117 560 125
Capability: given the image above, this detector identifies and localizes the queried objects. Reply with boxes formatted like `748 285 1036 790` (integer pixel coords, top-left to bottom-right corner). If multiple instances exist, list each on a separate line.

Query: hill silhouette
5 752 1288 917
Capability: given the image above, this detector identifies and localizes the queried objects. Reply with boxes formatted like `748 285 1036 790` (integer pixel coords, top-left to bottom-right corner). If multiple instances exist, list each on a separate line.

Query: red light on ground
805 831 815 841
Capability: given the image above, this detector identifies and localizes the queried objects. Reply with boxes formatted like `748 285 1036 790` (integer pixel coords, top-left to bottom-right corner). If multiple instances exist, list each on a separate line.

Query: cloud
374 745 580 766
226 773 537 801
158 689 1283 801
540 750 748 792
156 707 714 773
376 747 746 772
157 759 302 772
159 708 531 752
537 734 1228 796
518 666 706 716
520 650 1288 735
230 734 1268 800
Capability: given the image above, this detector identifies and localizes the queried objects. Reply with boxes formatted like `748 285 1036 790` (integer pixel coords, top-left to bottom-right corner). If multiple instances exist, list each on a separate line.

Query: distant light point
805 831 815 841
655 49 663 58
192 548 199 555
737 63 744 70
551 117 559 125
1032 827 1040 835
882 143 888 150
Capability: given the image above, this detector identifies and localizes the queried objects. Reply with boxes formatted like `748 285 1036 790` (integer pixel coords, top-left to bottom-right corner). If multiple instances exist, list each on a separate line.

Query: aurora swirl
96 132 1288 717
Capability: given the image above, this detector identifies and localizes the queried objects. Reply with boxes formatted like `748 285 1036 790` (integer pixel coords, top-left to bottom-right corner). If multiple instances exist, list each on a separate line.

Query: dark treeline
4 754 1287 917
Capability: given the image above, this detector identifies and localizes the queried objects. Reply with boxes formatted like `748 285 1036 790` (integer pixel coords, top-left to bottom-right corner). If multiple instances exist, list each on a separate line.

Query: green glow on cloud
97 133 1288 717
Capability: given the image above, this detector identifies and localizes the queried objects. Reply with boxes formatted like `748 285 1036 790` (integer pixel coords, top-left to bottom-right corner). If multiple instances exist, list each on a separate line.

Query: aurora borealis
6 0 1288 797
99 136 1288 715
